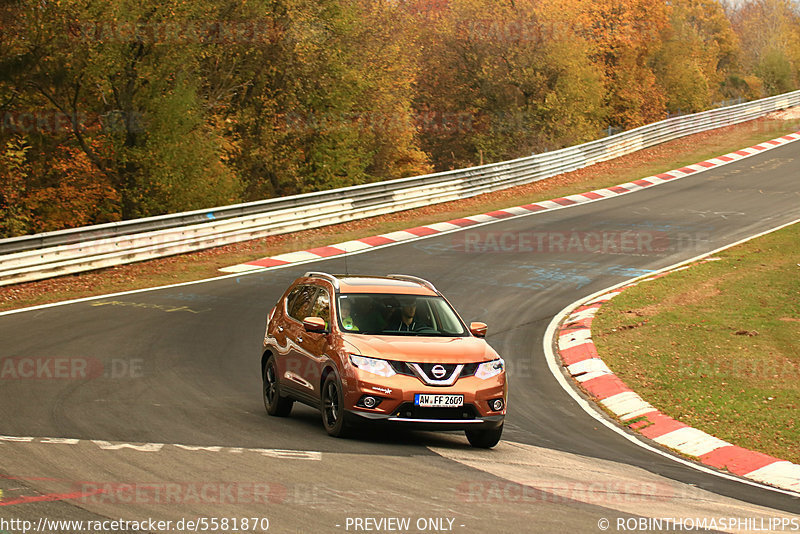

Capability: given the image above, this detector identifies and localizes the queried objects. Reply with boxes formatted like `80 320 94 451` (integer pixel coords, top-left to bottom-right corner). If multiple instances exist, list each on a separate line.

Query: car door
282 284 317 397
295 286 333 398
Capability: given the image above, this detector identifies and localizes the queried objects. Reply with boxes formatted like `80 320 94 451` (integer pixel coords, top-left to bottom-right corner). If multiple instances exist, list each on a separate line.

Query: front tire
263 356 293 417
465 423 503 448
321 372 351 438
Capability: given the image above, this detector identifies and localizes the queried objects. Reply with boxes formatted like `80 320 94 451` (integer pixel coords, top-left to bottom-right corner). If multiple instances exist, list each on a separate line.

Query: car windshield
337 293 467 336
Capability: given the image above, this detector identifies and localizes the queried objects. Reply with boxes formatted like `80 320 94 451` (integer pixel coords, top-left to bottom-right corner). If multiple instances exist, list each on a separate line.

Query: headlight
349 355 396 378
475 358 504 380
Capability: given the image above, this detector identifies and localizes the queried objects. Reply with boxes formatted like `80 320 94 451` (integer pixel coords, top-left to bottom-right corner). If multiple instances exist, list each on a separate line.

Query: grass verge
593 222 800 464
1 117 800 312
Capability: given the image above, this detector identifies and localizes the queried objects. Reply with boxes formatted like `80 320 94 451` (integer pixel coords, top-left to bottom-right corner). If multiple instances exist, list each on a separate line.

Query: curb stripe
634 411 689 439
745 462 800 492
521 204 546 211
653 427 731 457
581 374 633 399
601 391 654 421
485 210 514 219
446 218 478 227
305 246 345 257
248 257 289 268
358 236 394 246
559 343 600 366
700 446 781 476
406 226 438 237
555 258 800 493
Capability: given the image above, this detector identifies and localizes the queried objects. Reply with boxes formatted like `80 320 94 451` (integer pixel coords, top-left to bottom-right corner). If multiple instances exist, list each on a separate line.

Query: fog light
357 395 382 409
490 399 504 411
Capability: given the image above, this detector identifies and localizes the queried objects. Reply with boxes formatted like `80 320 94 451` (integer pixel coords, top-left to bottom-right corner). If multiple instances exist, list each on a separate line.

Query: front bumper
348 408 504 431
341 368 507 431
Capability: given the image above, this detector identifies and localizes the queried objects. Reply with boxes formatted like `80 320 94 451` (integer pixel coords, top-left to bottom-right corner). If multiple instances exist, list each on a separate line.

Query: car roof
302 273 438 296
338 276 437 295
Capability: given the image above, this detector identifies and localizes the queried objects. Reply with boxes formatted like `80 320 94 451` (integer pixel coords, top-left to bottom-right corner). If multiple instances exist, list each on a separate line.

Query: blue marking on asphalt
458 261 654 290
206 213 216 219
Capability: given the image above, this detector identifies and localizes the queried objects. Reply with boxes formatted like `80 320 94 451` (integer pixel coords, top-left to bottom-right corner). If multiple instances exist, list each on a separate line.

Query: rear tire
321 372 351 438
263 356 293 417
465 423 503 448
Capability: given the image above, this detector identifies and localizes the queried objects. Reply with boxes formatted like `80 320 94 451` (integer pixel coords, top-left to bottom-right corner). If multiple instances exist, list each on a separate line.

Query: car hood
342 334 498 363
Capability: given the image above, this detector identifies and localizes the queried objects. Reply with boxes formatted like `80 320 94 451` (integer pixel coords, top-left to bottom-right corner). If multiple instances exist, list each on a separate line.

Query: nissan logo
431 365 447 379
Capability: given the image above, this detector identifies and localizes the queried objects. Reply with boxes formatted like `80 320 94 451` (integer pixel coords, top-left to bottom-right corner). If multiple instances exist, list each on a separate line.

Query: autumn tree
652 0 743 113
729 0 800 96
1 0 799 238
2 0 243 223
223 0 432 200
577 0 671 127
414 0 606 170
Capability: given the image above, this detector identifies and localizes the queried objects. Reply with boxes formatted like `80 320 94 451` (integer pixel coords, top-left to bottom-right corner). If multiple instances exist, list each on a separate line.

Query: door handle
278 326 284 332
297 336 303 343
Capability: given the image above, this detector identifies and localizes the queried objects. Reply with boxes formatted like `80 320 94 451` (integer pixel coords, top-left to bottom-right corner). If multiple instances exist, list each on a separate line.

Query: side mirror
303 316 327 333
470 321 487 338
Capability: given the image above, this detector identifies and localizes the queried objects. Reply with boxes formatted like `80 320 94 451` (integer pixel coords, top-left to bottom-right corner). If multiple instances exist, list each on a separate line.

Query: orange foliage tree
730 0 800 96
653 0 743 113
24 142 121 233
577 0 671 127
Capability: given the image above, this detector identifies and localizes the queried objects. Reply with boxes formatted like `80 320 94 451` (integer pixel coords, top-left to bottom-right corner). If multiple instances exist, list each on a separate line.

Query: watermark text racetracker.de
453 230 711 256
0 357 144 380
458 480 679 505
1 110 145 135
75 481 286 505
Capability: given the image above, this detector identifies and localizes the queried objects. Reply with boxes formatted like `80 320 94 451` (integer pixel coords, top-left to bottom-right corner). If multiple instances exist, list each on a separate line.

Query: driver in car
389 297 418 331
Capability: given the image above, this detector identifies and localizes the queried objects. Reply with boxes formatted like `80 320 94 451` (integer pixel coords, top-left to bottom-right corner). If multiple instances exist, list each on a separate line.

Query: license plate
414 394 464 408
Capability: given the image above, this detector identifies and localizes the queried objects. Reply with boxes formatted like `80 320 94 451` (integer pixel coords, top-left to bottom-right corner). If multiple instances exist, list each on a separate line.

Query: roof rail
303 271 340 290
387 274 437 292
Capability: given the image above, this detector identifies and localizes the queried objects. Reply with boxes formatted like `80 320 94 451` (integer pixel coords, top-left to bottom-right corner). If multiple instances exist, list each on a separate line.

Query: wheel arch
319 363 336 392
261 349 273 376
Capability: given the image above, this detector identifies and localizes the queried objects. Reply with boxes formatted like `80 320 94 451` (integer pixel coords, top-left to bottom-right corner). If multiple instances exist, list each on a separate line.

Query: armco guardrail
1 90 799 286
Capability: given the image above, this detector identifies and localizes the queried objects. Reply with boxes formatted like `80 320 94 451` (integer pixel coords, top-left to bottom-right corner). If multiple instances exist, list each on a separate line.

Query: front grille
415 362 459 379
388 361 482 384
393 403 479 420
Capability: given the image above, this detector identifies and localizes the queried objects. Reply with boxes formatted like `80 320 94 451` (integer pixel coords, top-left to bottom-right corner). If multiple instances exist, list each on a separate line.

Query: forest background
1 0 799 237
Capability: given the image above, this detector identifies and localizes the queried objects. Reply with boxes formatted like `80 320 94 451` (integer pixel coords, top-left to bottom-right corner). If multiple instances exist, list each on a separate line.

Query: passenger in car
340 298 359 331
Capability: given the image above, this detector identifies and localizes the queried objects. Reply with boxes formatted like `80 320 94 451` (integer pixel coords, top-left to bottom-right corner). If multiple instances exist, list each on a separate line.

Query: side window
284 286 302 315
310 288 331 327
288 285 315 322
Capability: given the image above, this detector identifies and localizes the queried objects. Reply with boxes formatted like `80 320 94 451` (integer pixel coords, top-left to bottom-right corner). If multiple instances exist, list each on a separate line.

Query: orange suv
261 272 507 447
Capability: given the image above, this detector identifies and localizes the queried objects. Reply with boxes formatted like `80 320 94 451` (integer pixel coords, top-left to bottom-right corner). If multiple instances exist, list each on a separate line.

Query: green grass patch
593 222 800 464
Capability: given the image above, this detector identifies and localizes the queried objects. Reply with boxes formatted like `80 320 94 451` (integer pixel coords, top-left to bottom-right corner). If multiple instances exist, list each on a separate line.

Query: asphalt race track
1 141 799 532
